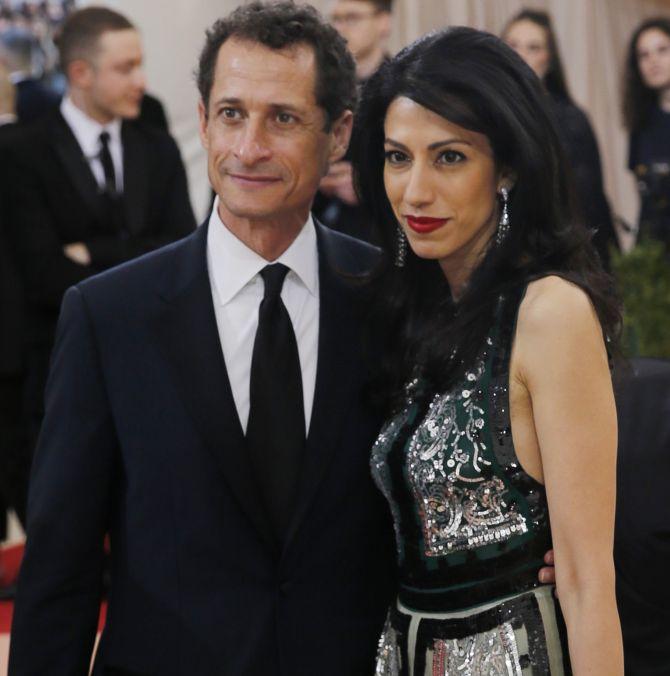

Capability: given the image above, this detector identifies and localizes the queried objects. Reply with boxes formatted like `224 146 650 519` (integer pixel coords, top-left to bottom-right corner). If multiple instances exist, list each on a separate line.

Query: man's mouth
227 173 281 188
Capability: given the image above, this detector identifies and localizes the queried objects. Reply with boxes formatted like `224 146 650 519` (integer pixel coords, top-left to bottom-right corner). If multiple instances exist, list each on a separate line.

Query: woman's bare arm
515 276 623 675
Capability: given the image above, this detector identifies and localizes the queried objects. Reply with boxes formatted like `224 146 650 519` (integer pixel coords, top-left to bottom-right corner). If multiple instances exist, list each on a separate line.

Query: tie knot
260 263 289 300
99 131 111 148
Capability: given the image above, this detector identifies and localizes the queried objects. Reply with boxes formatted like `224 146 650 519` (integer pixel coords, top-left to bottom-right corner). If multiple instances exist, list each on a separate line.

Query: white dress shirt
60 95 124 192
206 198 320 434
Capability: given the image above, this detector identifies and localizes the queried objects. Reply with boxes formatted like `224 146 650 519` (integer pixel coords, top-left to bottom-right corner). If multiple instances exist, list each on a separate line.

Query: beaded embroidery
431 623 523 675
375 614 402 676
371 378 419 560
405 348 528 556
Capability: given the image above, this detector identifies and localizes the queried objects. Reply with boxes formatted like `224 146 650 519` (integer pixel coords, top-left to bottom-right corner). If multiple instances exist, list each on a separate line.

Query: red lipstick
405 215 449 234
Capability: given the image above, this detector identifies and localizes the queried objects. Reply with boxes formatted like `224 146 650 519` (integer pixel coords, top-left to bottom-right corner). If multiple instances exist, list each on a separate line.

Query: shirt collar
207 196 318 306
60 95 122 160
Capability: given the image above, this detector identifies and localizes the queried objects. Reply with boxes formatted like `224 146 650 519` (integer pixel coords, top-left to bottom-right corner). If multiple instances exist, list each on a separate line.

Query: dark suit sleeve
9 286 117 676
84 135 196 269
9 146 98 309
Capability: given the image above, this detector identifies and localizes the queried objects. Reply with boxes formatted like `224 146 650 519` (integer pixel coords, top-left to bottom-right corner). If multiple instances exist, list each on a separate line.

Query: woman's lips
405 215 449 234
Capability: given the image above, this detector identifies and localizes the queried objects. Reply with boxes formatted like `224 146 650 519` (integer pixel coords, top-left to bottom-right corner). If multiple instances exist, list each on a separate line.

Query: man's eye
438 150 465 165
384 150 408 164
220 108 240 120
276 112 296 124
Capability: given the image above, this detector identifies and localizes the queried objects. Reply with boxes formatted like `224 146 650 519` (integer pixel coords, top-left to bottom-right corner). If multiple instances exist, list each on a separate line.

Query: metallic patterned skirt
375 586 570 675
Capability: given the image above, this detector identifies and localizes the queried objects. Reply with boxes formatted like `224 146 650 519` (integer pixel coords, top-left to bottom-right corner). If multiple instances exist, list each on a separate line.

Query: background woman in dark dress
624 17 670 247
503 9 619 269
353 26 623 674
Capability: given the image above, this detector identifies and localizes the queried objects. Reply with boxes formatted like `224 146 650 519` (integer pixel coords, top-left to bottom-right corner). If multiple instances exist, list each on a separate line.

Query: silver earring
395 222 407 268
496 187 510 245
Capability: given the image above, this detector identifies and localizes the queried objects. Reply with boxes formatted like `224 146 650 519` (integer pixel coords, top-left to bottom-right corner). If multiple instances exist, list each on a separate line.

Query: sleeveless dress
371 286 571 675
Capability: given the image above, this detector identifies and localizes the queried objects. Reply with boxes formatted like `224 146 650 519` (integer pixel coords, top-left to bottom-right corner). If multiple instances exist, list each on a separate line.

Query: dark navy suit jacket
9 222 396 675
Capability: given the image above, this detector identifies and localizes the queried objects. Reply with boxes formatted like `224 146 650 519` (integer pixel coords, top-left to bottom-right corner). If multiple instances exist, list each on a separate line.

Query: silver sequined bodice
371 290 552 612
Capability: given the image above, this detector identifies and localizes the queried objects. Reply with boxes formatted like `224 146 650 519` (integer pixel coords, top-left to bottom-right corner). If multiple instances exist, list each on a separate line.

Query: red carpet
0 543 106 634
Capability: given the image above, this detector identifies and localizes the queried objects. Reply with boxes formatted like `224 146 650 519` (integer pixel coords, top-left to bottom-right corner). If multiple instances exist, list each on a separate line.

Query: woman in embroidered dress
352 27 623 675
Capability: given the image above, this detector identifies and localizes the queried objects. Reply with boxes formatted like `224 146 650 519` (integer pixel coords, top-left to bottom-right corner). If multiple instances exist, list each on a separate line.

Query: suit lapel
154 224 277 554
283 225 367 554
121 122 149 235
50 112 102 218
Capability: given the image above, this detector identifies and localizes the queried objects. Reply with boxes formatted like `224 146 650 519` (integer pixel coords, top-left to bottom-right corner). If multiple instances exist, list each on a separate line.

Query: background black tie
246 263 305 544
99 131 117 196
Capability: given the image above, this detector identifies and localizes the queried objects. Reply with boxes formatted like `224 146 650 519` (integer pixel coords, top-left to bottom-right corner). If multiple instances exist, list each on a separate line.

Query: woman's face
636 28 670 92
504 19 550 80
383 97 505 277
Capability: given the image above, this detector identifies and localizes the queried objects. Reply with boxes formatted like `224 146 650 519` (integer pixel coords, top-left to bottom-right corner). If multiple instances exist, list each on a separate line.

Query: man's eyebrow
211 97 305 113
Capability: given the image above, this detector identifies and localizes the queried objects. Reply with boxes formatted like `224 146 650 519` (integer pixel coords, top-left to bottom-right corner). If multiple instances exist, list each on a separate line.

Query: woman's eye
384 150 408 164
438 149 465 165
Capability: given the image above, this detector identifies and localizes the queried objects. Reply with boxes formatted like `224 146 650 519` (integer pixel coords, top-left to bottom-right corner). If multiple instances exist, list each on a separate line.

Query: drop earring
395 222 407 268
496 187 510 245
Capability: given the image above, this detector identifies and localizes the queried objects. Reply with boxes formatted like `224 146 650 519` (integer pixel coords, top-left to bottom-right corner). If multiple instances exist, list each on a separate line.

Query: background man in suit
0 65 25 582
312 0 394 242
7 7 195 522
10 3 396 674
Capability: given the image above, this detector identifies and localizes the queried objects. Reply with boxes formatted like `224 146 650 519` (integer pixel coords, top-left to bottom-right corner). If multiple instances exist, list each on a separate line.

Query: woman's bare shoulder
518 275 599 336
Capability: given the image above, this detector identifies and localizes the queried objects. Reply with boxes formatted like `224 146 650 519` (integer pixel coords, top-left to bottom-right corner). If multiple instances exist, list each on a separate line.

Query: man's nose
134 67 147 92
234 120 272 166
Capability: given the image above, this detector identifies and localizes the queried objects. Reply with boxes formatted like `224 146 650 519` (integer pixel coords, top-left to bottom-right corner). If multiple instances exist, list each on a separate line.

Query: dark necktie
246 263 305 544
98 131 117 196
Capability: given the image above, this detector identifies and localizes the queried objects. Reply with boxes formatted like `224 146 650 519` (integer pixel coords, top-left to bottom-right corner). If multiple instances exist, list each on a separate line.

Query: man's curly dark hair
197 1 357 130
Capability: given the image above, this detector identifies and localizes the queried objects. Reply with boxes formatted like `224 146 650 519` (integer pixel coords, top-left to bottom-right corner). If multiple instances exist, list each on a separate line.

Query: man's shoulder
8 109 62 153
77 229 200 309
316 221 382 277
123 117 180 154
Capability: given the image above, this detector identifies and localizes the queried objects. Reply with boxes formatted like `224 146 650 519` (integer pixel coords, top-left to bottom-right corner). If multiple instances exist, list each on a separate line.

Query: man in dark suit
7 7 195 483
10 4 396 675
312 0 394 243
0 69 27 552
10 4 556 674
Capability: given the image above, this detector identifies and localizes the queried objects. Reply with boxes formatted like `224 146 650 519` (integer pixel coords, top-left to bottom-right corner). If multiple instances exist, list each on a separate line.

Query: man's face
84 29 145 121
329 0 389 63
199 38 351 233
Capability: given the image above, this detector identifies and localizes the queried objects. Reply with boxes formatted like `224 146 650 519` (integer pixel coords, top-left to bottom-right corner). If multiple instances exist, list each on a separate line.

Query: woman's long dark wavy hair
351 26 620 414
623 17 670 132
502 8 572 101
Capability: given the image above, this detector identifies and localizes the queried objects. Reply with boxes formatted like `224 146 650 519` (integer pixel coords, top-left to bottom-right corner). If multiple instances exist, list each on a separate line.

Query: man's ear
328 109 354 164
378 11 392 41
198 99 209 150
67 59 93 90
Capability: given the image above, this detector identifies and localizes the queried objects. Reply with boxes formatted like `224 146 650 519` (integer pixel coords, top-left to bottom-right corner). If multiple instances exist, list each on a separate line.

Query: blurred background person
503 8 619 270
0 64 26 598
624 17 670 249
6 6 195 526
312 0 393 243
0 25 58 123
